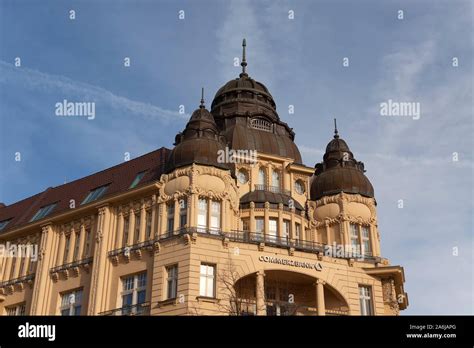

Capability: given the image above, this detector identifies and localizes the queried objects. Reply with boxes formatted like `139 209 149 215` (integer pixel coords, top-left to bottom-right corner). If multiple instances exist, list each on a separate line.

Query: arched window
258 168 266 186
272 170 280 190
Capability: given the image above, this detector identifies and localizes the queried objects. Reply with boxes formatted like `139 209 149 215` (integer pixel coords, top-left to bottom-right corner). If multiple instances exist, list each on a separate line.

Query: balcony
50 257 93 281
0 273 35 290
99 302 150 316
254 184 290 196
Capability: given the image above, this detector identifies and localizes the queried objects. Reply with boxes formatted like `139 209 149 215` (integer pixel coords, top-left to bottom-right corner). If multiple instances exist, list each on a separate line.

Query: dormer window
250 118 272 132
0 218 12 231
129 171 146 189
30 203 57 222
82 184 109 205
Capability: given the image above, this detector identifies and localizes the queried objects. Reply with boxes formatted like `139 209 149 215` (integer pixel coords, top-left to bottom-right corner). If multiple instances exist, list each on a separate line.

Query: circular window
295 180 305 194
237 169 249 184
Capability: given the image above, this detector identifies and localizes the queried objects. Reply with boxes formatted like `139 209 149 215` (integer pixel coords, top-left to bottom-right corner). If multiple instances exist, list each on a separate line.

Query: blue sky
0 0 472 314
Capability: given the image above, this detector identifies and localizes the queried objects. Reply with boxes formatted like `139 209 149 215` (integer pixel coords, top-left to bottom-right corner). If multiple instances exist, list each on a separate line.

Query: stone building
0 40 407 316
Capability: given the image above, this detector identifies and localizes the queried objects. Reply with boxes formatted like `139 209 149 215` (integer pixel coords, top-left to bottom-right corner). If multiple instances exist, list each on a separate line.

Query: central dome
210 39 302 163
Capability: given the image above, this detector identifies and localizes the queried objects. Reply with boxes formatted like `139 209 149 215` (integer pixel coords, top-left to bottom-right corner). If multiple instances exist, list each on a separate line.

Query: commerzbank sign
258 255 323 271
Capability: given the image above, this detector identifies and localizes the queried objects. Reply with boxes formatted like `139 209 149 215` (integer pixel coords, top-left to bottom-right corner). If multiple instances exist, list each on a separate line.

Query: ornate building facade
0 40 407 316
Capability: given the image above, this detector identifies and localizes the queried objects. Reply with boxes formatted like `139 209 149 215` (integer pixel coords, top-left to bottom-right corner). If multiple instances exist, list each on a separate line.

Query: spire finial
334 118 339 139
200 87 205 108
240 38 248 77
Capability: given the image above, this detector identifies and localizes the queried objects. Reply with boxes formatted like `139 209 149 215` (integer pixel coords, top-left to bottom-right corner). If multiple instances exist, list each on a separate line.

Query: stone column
151 195 158 240
256 271 266 315
249 202 256 232
88 205 112 314
159 203 167 237
370 225 378 257
316 279 326 316
115 210 124 248
174 198 180 232
31 224 58 314
128 208 135 245
278 204 283 242
2 256 13 281
12 256 21 279
264 202 269 240
56 231 66 266
139 202 146 242
77 224 86 260
67 228 77 263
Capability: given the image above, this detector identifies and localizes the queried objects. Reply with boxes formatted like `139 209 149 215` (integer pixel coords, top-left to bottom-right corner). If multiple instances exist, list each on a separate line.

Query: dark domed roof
210 39 302 164
240 190 305 211
211 74 278 121
165 95 229 173
310 124 374 200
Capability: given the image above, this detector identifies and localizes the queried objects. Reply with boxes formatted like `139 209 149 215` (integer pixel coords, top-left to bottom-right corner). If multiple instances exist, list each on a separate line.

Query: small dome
211 74 278 121
165 97 230 173
310 125 374 200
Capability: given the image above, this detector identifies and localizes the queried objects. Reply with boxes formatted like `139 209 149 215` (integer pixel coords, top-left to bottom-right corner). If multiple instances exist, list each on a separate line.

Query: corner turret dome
165 90 229 173
310 121 374 200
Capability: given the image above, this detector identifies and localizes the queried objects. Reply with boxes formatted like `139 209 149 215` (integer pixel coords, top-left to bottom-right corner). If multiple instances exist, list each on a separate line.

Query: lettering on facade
258 255 323 271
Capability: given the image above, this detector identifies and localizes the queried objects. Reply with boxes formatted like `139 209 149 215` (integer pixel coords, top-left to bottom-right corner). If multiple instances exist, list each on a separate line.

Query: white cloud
0 60 188 122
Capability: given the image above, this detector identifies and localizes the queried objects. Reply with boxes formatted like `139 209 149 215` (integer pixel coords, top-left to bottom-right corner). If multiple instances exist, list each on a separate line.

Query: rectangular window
121 272 147 315
129 171 146 189
242 219 250 232
123 216 130 247
145 210 152 239
60 289 83 316
179 200 187 229
350 223 360 252
0 219 11 231
81 185 109 205
63 235 71 264
6 303 26 316
272 170 280 190
255 218 264 241
73 233 80 261
167 203 174 233
283 220 290 243
268 218 278 242
83 229 91 258
199 264 216 298
361 226 371 255
295 223 301 241
210 201 221 234
197 198 207 232
359 285 373 316
30 203 57 222
166 264 178 299
134 212 141 243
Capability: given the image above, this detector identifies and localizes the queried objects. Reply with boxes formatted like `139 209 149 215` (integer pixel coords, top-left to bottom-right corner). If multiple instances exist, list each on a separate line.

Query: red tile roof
0 147 171 234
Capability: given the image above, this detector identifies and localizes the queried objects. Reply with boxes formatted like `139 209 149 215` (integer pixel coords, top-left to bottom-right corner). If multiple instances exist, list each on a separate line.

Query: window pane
137 290 146 304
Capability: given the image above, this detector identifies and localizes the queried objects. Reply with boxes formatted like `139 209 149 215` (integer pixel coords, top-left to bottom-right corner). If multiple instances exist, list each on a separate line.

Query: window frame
129 171 146 189
358 285 374 316
60 288 83 316
199 264 216 298
81 185 109 205
121 272 147 314
30 203 57 222
165 264 178 300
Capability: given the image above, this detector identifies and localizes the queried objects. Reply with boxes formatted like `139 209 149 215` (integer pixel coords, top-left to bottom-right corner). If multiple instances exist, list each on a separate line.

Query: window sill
157 298 178 307
196 296 219 304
